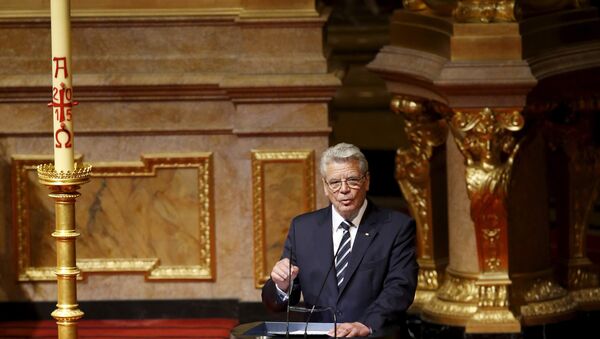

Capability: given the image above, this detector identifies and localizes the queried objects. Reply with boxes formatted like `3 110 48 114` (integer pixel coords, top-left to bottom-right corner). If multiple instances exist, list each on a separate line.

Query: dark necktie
335 221 352 287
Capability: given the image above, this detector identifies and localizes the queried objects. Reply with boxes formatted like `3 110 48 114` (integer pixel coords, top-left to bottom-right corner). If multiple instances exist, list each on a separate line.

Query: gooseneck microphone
303 235 345 336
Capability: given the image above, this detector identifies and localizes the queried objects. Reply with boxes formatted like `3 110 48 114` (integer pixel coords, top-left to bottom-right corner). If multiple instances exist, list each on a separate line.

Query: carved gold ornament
422 269 479 325
449 108 524 274
454 0 516 23
403 0 428 11
391 96 448 311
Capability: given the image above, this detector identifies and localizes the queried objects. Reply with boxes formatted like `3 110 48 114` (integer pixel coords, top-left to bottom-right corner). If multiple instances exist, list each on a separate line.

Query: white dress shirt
331 199 368 254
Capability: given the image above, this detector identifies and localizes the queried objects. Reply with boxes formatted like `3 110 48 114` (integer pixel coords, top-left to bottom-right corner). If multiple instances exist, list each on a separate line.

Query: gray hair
319 143 369 177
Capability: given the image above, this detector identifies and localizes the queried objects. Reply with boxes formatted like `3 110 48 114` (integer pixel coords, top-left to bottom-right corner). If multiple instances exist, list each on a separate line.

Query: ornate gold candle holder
37 163 92 339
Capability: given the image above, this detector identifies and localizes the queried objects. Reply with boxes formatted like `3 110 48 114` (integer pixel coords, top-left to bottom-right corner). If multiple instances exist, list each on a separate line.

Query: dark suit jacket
262 201 418 334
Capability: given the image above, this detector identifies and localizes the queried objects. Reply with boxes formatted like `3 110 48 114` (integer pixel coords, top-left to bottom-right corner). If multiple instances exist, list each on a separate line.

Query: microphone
303 234 345 336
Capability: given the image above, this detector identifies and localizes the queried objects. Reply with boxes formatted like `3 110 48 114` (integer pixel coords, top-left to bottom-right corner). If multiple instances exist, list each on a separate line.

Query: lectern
230 321 406 339
233 321 334 337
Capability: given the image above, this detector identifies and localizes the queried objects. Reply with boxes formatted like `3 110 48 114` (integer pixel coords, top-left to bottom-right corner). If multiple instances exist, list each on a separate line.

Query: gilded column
545 107 600 310
447 107 523 332
504 128 576 326
391 96 449 312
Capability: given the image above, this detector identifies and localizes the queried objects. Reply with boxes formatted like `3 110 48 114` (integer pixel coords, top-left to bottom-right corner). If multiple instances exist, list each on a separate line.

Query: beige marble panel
235 103 329 134
264 162 305 268
238 25 327 74
14 154 214 281
0 25 239 75
251 150 315 287
451 23 522 61
0 15 327 77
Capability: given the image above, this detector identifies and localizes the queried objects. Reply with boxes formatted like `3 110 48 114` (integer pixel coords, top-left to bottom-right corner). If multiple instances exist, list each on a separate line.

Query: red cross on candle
48 82 78 123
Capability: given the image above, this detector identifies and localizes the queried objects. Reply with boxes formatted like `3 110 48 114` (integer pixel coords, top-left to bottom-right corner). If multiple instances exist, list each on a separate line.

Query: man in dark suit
262 143 418 337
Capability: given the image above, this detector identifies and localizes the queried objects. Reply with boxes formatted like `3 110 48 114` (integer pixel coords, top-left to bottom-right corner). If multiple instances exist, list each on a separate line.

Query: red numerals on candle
51 84 75 122
49 83 77 149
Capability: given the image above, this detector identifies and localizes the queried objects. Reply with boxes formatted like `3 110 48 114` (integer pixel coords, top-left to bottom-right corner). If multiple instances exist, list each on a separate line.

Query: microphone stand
286 245 294 338
304 237 344 337
285 280 293 338
333 311 337 339
303 305 315 338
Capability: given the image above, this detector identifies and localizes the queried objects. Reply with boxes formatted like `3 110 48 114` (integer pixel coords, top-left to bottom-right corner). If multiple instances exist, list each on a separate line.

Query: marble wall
0 0 336 302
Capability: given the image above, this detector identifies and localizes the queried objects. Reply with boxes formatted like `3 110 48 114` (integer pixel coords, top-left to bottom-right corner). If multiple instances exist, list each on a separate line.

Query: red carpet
0 318 238 339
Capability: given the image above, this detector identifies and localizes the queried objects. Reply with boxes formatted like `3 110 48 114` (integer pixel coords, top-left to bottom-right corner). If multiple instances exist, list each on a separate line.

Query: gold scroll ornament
391 96 448 310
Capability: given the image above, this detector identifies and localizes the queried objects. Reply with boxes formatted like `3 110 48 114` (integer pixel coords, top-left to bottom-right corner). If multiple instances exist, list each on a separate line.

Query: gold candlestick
38 163 91 339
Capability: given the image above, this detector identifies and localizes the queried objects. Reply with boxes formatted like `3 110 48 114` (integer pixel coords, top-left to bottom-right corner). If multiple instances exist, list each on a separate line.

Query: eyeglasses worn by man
262 142 418 337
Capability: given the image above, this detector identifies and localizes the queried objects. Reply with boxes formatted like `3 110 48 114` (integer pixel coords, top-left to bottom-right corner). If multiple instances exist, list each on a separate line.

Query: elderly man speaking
262 143 418 337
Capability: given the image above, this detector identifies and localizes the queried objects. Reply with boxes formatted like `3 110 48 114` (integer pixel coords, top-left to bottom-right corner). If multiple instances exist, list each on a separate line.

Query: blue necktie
335 221 352 287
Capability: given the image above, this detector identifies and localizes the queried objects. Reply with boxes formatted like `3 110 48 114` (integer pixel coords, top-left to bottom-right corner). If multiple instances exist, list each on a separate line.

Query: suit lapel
337 203 380 296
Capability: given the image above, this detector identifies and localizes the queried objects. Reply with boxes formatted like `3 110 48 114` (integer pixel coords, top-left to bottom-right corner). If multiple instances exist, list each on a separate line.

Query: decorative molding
0 73 341 104
422 269 479 326
526 43 600 81
514 270 577 325
222 74 340 104
571 288 600 308
423 269 520 332
403 0 519 22
251 150 315 288
12 153 214 281
418 263 443 290
0 1 320 21
513 271 577 325
567 259 600 290
454 0 516 23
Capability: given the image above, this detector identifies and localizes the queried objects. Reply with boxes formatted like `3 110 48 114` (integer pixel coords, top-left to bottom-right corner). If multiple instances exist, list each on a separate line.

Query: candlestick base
37 163 92 339
37 163 92 187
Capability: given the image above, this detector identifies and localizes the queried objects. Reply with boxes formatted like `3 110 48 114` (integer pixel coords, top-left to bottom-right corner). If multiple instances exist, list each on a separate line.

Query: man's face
322 160 370 220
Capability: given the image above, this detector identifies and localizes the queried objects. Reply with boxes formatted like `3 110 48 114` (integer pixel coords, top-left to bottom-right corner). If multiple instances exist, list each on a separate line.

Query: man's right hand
270 258 300 292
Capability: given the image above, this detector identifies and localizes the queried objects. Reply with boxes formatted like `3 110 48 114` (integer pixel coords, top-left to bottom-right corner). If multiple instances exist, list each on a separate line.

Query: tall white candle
50 0 75 172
